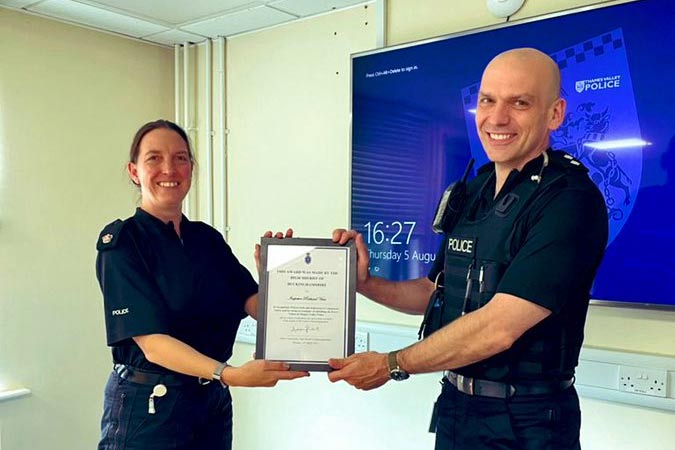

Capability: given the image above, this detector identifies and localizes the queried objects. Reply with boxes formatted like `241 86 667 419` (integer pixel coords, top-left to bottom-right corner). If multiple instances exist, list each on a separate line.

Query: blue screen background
351 0 675 307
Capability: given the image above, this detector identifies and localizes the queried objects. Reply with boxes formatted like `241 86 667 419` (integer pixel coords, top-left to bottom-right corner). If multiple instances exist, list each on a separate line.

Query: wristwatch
213 361 230 388
387 351 409 381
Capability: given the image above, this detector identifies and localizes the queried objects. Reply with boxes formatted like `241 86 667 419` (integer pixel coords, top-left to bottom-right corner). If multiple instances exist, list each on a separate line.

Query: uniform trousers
434 378 581 450
98 370 233 450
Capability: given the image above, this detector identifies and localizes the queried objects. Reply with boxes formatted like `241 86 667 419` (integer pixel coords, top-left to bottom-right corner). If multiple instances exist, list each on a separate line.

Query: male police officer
328 48 608 450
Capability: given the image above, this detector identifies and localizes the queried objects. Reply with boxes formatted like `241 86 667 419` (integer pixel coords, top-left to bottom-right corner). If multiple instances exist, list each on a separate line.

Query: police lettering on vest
447 237 476 257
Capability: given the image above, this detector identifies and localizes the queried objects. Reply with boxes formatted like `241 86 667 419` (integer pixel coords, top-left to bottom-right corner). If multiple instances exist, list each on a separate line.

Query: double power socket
618 365 668 397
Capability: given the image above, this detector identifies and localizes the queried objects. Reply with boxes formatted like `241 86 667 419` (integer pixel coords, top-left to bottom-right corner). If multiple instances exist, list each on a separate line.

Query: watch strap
387 351 399 372
387 350 409 381
213 361 229 387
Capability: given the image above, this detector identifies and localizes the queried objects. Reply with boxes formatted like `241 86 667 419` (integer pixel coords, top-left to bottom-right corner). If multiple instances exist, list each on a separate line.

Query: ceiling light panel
29 0 168 37
0 0 37 8
182 5 295 37
269 0 368 16
86 0 259 25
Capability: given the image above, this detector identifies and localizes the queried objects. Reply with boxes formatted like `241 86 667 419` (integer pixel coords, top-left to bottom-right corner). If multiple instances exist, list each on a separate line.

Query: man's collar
476 148 551 178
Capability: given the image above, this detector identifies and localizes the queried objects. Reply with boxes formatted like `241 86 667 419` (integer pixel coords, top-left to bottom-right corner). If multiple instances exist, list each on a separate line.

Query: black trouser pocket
506 387 581 450
433 382 581 450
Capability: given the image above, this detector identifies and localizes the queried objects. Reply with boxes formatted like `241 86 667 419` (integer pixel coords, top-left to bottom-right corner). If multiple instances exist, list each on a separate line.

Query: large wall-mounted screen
350 0 675 308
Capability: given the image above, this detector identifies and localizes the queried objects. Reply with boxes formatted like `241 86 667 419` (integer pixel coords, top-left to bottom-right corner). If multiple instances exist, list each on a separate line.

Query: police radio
432 159 475 235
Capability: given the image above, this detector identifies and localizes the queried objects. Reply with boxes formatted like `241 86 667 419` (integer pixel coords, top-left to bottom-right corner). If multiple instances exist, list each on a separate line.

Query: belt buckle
456 374 474 395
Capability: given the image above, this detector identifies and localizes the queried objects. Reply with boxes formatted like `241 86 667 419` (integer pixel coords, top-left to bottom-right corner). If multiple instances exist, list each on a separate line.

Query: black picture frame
256 237 357 371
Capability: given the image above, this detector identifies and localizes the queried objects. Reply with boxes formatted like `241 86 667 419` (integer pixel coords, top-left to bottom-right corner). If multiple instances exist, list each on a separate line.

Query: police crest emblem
575 80 586 93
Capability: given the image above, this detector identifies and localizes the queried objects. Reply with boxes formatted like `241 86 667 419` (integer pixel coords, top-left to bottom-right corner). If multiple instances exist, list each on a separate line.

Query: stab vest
423 150 588 382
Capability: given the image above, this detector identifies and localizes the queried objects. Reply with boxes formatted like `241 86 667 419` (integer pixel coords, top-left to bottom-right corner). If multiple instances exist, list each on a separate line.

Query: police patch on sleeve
96 219 126 251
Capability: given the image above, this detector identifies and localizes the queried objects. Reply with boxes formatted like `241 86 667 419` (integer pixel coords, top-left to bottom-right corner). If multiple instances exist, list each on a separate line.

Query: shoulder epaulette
96 219 127 251
548 150 589 173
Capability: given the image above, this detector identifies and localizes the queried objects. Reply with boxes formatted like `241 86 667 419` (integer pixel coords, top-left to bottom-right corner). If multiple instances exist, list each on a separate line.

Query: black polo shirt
96 208 257 371
429 152 608 315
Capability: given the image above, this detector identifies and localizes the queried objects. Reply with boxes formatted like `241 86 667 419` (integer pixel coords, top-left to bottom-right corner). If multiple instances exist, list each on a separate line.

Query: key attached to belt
148 384 167 414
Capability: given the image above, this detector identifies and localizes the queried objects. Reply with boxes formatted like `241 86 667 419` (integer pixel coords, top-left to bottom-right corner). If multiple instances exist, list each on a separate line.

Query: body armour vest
423 150 587 383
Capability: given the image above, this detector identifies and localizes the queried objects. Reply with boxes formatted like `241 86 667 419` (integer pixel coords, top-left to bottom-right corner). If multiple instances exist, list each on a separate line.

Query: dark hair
129 119 194 164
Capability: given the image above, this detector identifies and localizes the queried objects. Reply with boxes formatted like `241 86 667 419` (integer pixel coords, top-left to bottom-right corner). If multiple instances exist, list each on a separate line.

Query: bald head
475 47 567 175
483 48 561 103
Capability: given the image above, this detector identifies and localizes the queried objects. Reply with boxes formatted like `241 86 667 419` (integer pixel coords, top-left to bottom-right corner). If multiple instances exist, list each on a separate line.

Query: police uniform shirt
429 151 608 330
96 207 257 371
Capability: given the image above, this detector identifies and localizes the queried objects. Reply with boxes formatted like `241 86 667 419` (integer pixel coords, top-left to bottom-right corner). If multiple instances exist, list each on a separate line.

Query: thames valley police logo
574 75 621 94
304 252 312 264
463 29 641 246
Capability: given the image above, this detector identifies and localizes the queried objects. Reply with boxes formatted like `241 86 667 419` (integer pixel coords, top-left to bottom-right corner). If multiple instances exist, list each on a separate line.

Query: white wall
0 8 173 449
219 2 675 450
385 0 613 46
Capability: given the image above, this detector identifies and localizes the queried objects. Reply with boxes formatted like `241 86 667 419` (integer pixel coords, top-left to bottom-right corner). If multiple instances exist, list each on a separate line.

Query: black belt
443 371 573 399
113 363 209 387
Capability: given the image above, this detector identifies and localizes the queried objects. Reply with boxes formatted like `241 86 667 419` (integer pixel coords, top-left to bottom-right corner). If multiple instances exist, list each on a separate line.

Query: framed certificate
256 238 356 371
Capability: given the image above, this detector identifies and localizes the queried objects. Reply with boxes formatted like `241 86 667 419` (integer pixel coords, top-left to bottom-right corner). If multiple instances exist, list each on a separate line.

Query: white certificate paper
256 238 356 371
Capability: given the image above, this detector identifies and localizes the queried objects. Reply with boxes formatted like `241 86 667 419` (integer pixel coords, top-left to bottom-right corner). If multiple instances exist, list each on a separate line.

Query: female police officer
95 119 308 449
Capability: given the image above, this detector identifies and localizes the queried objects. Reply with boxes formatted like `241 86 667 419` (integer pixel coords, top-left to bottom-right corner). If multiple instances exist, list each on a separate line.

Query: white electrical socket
355 331 369 353
236 317 257 344
355 331 368 353
618 365 668 397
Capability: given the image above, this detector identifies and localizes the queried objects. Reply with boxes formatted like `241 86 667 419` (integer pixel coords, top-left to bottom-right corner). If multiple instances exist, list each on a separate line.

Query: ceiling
0 0 372 46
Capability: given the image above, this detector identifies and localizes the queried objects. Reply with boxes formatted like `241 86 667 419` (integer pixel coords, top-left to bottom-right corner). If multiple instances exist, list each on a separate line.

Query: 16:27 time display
363 221 416 245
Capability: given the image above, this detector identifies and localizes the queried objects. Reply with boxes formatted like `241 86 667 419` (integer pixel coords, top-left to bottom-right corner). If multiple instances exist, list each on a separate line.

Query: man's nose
490 102 510 125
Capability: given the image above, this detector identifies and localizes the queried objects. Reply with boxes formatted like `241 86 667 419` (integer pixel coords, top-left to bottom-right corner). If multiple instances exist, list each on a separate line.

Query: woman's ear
127 162 140 186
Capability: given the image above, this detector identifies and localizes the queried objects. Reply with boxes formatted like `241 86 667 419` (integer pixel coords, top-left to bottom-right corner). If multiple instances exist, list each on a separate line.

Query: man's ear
548 98 567 131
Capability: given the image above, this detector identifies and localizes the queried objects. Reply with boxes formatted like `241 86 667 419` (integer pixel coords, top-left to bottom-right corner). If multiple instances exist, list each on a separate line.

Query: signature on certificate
290 325 321 334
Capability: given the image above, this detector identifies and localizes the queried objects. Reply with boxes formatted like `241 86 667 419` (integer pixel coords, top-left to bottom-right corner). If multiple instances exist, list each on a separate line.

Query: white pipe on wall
183 42 190 135
375 0 387 47
205 39 214 225
174 44 181 123
183 41 192 217
218 36 228 239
